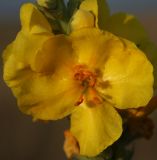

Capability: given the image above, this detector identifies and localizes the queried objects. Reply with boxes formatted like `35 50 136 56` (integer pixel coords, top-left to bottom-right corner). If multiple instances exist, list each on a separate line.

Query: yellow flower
80 0 157 93
106 12 157 93
3 2 153 157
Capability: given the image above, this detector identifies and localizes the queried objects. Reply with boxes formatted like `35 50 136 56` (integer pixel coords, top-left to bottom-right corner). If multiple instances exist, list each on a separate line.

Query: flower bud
71 9 95 31
63 130 80 159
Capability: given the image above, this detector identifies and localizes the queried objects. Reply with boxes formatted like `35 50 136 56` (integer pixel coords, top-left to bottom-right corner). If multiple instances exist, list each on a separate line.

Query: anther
74 65 96 88
75 95 84 106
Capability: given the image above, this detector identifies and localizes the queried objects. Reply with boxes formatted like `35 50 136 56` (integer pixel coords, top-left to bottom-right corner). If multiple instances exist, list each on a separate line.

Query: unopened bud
71 9 95 31
63 130 80 159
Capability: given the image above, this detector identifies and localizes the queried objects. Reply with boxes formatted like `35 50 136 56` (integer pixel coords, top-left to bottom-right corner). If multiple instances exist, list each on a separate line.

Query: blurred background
0 0 157 160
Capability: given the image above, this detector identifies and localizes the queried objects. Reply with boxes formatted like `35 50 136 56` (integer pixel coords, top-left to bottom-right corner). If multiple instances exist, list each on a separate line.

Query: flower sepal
36 0 86 34
37 0 69 33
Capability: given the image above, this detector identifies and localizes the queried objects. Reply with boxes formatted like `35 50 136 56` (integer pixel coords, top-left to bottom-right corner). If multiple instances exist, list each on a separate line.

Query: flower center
73 65 102 106
74 65 96 88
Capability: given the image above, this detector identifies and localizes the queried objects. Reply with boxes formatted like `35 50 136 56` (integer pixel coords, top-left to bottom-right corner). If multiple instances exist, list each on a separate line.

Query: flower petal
20 3 52 34
3 3 53 83
19 72 82 120
105 12 157 95
5 62 82 120
3 4 81 120
80 0 110 29
32 35 75 73
3 31 52 83
3 34 80 121
106 12 148 45
71 9 95 31
70 28 114 68
98 38 153 109
71 102 122 156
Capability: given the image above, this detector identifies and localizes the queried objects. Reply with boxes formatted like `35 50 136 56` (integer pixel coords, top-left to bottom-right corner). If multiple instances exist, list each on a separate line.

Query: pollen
74 65 96 88
73 65 102 106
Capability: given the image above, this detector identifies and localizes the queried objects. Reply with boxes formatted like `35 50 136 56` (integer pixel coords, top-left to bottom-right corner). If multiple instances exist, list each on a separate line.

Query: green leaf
45 0 67 20
37 0 69 33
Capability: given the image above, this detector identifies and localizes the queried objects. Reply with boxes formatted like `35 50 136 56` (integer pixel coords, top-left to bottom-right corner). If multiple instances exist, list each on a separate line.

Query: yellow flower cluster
3 0 154 157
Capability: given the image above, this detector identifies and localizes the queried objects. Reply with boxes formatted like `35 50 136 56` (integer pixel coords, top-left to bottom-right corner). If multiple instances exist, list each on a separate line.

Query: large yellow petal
3 3 53 82
20 3 52 34
32 35 75 73
105 12 157 94
4 57 82 120
71 102 122 156
80 0 110 29
3 4 81 120
3 34 80 121
97 38 154 109
106 12 148 45
3 31 52 83
70 28 117 69
18 69 82 120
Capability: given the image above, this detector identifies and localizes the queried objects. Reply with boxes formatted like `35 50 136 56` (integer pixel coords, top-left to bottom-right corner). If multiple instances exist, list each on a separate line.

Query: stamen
75 95 84 106
73 65 100 107
74 65 96 88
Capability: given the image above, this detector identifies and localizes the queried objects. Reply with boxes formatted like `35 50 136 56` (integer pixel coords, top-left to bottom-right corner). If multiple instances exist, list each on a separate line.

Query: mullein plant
2 0 157 159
